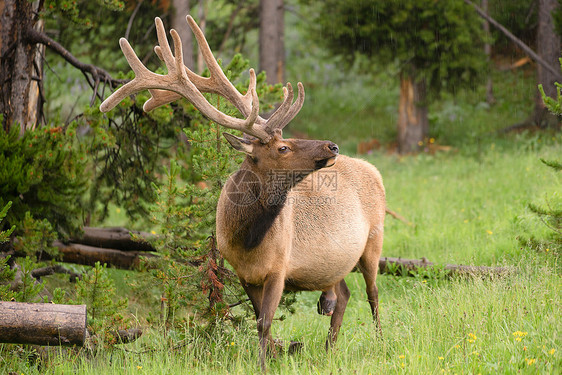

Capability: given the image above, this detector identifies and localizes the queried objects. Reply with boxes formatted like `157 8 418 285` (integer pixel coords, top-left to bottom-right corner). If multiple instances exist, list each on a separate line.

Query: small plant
73 261 129 342
13 212 58 261
0 201 15 243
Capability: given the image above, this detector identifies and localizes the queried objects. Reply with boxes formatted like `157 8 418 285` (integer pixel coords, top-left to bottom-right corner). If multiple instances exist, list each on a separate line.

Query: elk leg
325 279 350 350
358 234 383 334
241 281 264 320
256 273 285 371
317 288 337 316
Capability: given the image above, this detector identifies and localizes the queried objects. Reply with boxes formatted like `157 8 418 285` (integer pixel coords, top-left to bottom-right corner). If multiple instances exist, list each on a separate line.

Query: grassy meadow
2 67 561 374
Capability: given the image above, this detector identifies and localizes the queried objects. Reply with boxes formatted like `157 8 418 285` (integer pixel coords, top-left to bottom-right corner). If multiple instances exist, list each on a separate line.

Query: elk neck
225 156 315 250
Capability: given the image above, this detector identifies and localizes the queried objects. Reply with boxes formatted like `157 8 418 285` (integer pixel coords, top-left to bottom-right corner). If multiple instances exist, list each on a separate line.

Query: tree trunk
259 0 285 85
482 0 495 105
172 0 193 70
0 301 87 346
0 0 43 134
535 0 561 128
397 72 428 154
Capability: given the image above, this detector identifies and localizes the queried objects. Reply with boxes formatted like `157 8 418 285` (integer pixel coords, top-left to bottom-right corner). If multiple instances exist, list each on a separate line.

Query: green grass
2 138 559 375
2 58 561 374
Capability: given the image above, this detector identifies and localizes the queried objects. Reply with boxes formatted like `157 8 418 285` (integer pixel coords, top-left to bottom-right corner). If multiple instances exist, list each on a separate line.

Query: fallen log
53 241 155 269
0 301 87 346
73 227 156 253
378 257 514 277
31 264 81 282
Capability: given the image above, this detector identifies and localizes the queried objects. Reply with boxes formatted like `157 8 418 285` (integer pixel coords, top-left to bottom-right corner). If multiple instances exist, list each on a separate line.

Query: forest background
0 0 560 373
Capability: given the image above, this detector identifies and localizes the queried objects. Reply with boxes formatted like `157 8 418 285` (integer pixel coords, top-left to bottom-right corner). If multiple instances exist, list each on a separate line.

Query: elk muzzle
314 141 339 169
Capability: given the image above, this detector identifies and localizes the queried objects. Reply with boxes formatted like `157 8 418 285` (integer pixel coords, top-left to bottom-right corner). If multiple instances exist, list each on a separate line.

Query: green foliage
43 0 125 29
541 158 562 171
74 262 129 335
83 90 178 222
0 256 17 301
489 0 538 50
13 212 59 261
538 58 562 116
307 0 487 101
8 257 46 303
0 122 88 236
0 202 15 243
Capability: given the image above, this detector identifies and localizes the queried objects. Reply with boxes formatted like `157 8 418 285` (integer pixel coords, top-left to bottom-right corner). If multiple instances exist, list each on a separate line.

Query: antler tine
100 17 269 141
273 82 305 131
186 15 258 119
264 83 294 130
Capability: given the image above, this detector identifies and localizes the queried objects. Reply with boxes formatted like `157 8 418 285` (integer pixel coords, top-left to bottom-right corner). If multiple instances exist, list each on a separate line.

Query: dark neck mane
226 160 299 250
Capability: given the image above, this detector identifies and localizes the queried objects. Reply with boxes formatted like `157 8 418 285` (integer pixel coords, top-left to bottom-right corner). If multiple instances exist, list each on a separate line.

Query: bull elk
100 16 385 370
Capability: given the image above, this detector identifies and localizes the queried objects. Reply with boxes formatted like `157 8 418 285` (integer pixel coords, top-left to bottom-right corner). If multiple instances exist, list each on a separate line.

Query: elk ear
223 133 254 155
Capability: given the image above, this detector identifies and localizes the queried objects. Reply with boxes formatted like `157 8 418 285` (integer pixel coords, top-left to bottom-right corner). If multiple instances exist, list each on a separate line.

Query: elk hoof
273 339 303 355
317 291 337 316
288 341 303 355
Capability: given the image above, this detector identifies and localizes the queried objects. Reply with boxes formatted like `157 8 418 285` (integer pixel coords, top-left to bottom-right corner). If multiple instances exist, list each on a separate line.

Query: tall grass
2 56 561 374
3 137 559 375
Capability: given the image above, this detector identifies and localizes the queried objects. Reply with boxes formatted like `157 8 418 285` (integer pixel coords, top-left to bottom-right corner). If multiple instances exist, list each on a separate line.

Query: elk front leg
241 280 264 320
325 279 350 350
256 273 285 371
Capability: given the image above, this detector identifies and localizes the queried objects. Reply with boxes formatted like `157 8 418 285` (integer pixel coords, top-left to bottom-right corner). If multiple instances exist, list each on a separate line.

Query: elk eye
278 146 289 153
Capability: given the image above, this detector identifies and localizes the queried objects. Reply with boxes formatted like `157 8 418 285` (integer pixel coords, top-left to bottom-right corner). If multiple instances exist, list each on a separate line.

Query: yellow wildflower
486 230 493 235
512 331 528 338
526 358 536 366
438 356 444 360
399 354 405 359
549 348 556 355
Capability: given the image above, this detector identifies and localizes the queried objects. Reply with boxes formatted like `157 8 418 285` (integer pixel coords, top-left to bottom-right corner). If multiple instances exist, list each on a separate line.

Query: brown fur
217 133 385 368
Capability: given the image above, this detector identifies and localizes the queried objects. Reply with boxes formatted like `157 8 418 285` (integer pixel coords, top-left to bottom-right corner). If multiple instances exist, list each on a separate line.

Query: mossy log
0 301 87 346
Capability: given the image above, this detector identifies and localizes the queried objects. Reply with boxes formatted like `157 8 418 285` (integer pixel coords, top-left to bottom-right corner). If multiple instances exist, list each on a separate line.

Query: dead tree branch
464 0 562 81
25 28 128 106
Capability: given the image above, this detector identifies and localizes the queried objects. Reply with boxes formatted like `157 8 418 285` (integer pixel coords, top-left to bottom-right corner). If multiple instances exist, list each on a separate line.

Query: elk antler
100 16 305 142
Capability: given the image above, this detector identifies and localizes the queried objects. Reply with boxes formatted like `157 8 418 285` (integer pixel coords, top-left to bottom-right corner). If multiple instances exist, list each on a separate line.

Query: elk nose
327 142 339 154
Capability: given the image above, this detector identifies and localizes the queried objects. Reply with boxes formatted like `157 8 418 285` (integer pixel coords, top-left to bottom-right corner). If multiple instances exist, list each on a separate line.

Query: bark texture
535 0 561 127
52 241 154 269
0 301 87 346
0 0 41 134
259 0 285 85
172 0 193 70
397 73 428 154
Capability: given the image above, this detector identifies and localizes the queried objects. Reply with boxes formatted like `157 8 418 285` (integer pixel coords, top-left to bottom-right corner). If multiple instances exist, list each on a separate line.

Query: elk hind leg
325 279 351 350
358 234 383 334
317 287 337 316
